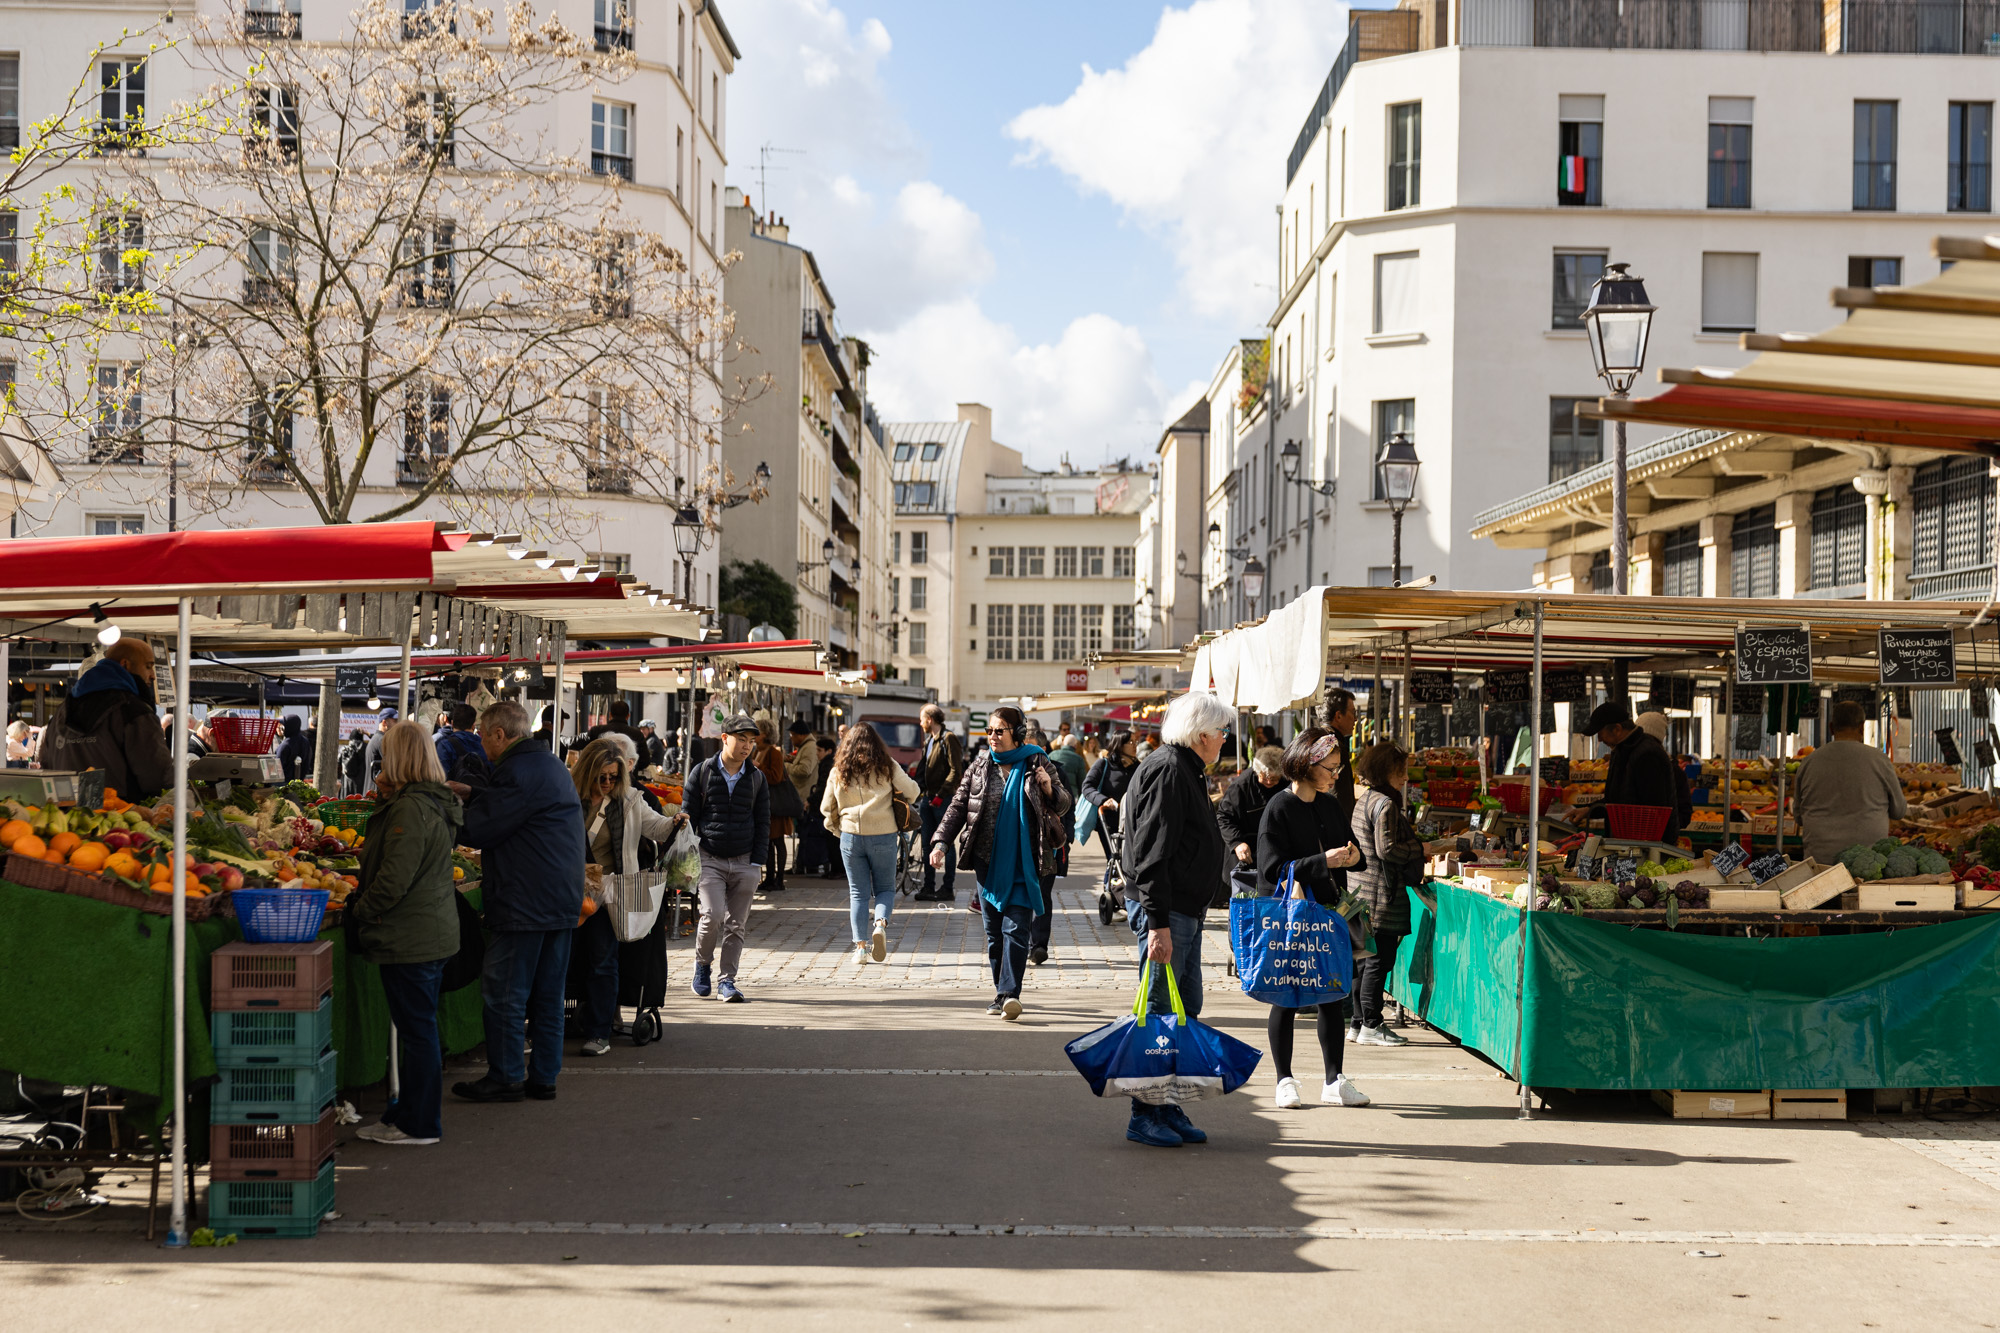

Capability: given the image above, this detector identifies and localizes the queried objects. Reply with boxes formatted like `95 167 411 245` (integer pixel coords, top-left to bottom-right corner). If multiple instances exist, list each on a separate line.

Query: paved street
8 843 2000 1327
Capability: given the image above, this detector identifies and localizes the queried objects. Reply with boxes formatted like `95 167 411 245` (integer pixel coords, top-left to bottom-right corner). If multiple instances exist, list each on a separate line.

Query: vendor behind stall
1580 700 1681 840
37 639 172 800
1794 700 1907 866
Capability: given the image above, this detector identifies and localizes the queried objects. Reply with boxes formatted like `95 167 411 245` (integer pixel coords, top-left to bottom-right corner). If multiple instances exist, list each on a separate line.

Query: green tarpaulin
1392 881 2000 1090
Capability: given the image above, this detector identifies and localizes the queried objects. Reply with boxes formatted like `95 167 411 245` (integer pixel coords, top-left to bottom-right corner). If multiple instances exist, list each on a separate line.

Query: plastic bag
1063 962 1262 1105
1229 861 1354 1007
660 823 701 895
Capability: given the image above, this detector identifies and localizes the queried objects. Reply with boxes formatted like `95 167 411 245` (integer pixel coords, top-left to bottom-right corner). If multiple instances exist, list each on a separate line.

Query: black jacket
682 754 771 863
1603 729 1682 837
457 738 588 933
1216 768 1282 853
936 748 1073 882
40 686 172 801
1257 787 1365 907
1081 755 1138 808
913 730 965 805
1121 744 1224 921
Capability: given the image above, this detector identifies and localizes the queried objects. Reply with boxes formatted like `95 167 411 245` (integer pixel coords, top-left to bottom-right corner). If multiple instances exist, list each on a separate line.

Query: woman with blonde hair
351 721 463 1146
821 722 922 963
569 736 680 1056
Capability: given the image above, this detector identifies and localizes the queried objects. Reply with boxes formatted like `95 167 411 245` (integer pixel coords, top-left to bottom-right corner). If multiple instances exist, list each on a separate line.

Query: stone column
1774 492 1810 597
1699 515 1732 598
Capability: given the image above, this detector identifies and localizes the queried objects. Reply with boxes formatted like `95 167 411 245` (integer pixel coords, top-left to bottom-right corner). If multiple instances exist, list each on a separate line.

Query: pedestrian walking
1047 732 1088 799
570 736 680 1056
1025 723 1072 966
1217 745 1287 886
351 721 463 1144
1081 729 1140 891
1257 728 1369 1110
1117 691 1230 1147
1347 741 1424 1048
821 723 922 964
754 718 793 895
911 704 964 901
450 700 588 1103
932 706 1071 1021
683 714 770 1003
785 718 828 875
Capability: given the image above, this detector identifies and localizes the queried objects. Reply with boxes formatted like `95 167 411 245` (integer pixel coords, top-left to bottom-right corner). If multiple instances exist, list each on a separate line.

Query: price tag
1748 853 1789 884
1542 668 1588 704
1879 628 1957 685
1735 627 1813 684
334 664 378 695
1485 669 1531 704
1410 671 1456 704
1574 855 1601 881
1935 727 1965 767
580 669 620 694
1609 856 1639 884
1975 737 1996 769
1712 842 1750 877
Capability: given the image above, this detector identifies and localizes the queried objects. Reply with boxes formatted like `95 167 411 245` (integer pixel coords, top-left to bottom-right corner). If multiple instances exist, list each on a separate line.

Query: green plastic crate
211 1049 337 1125
208 1157 335 1239
211 995 333 1067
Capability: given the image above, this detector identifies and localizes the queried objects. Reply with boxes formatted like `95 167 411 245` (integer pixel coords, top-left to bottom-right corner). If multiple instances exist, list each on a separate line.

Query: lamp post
1241 556 1266 619
1580 262 1656 596
1208 521 1255 624
672 505 705 608
1376 431 1420 587
797 535 838 574
1174 549 1204 635
1280 437 1336 595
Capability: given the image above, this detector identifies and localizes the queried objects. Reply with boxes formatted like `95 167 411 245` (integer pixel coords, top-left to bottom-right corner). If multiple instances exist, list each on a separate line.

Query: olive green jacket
351 780 464 965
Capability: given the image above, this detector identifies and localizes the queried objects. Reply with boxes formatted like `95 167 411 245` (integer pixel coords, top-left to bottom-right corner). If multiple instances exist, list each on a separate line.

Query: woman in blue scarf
932 706 1073 1020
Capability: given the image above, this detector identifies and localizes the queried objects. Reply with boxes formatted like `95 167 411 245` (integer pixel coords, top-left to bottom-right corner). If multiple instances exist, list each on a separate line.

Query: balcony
1456 0 2000 53
594 22 633 50
800 308 858 406
592 152 633 180
830 467 859 525
245 9 302 38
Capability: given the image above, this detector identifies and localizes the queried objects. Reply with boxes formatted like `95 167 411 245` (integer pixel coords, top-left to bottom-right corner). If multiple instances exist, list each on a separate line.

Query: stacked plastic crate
207 940 339 1238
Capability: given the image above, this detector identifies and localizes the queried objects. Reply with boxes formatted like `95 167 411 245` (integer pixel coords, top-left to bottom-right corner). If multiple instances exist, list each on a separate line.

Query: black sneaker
451 1075 524 1103
1029 947 1049 966
524 1082 557 1101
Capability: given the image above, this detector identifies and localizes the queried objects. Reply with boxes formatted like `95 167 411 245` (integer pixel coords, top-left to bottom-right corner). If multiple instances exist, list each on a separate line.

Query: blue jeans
1030 873 1058 951
379 959 446 1140
482 928 573 1086
1126 898 1204 1019
980 897 1034 1000
842 831 899 941
572 908 620 1041
920 800 956 896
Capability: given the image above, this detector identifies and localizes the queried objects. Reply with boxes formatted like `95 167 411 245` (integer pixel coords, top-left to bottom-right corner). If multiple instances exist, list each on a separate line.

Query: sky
723 0 1356 470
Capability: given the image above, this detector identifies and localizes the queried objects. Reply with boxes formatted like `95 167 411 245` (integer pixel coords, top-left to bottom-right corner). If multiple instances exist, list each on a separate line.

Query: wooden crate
1960 884 2000 910
1652 1089 1771 1120
1781 862 1855 912
1710 887 1781 910
1760 860 1824 898
1856 882 1958 911
1772 1089 1847 1121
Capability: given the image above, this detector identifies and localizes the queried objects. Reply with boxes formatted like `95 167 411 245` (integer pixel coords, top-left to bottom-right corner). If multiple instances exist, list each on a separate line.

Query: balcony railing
585 462 633 494
245 10 302 38
801 308 856 399
594 22 633 50
830 467 858 520
1456 0 2000 52
1909 565 1996 600
592 152 633 180
1839 0 2000 51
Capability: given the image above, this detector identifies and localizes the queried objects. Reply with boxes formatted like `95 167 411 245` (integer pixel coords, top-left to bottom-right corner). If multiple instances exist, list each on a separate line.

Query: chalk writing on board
1735 628 1812 684
1879 628 1957 685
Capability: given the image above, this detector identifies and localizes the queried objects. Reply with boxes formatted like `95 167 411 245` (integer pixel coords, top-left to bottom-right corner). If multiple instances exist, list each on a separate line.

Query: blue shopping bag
1073 796 1100 847
1229 863 1353 1008
1064 963 1262 1104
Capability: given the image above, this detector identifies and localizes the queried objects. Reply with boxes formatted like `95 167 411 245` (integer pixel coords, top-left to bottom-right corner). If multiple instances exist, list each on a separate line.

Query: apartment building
1202 0 1996 623
1134 398 1208 655
719 192 893 672
0 0 739 606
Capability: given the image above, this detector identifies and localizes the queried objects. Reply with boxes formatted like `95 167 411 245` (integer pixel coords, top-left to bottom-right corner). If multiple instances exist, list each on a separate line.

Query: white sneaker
1344 1025 1362 1043
356 1121 438 1146
852 942 870 964
1358 1024 1409 1047
1002 997 1023 1021
870 919 887 962
1325 1074 1371 1107
1275 1076 1303 1109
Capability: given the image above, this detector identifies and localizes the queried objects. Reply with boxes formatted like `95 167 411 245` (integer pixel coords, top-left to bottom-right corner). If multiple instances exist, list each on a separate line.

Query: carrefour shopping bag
1229 863 1353 1008
1064 963 1261 1104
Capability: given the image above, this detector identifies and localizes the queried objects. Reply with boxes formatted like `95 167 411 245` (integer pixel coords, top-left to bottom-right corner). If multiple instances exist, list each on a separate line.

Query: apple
219 867 244 891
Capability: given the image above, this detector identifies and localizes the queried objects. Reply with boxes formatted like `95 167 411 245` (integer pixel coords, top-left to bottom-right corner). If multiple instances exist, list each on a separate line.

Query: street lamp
1278 438 1336 497
1376 431 1420 587
1581 262 1656 596
1241 556 1266 618
797 536 838 573
672 505 706 607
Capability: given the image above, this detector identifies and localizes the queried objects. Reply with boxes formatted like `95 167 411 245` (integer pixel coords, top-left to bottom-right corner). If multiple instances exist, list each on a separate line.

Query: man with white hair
1118 689 1230 1149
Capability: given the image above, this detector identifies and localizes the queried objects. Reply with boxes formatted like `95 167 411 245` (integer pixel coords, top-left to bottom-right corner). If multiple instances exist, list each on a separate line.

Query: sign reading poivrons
1879 627 1957 685
1735 627 1812 684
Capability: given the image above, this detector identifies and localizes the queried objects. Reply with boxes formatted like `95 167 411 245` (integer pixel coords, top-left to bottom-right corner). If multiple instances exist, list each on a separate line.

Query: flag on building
1560 155 1588 194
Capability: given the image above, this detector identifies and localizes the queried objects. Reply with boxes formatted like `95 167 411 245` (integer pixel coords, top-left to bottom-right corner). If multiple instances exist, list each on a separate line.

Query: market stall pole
166 596 192 1246
551 627 567 754
1516 599 1544 1121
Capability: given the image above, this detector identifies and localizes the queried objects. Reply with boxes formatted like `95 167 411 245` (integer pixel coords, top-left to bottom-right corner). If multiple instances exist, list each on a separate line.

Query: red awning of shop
0 521 467 599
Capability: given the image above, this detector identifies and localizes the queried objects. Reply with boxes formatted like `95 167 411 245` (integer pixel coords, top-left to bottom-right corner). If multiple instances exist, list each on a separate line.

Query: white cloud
1006 0 1349 324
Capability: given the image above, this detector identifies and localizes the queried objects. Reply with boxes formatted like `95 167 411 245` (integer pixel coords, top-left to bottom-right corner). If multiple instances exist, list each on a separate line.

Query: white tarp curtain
1191 587 1329 713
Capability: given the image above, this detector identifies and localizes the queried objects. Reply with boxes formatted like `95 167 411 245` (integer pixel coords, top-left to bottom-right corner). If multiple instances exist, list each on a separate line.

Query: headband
1306 735 1342 766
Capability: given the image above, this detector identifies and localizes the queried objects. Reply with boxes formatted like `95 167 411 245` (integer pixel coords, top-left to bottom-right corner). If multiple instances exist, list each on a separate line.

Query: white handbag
601 871 668 942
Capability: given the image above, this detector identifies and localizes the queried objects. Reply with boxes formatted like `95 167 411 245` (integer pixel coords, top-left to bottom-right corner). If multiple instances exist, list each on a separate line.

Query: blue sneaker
717 978 746 1003
1155 1103 1207 1144
1126 1103 1182 1148
690 962 712 998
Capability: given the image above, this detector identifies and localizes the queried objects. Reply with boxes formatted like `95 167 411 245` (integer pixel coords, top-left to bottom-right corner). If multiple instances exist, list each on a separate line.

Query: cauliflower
1882 847 1921 880
1846 848 1889 881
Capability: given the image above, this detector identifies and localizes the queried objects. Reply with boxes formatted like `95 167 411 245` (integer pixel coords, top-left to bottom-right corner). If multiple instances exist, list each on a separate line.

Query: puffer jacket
1348 784 1423 936
350 780 464 964
935 748 1073 882
682 753 771 863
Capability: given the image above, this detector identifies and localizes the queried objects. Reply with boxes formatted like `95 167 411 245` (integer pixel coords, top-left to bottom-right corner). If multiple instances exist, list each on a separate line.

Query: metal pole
1611 414 1629 594
1391 507 1404 588
1723 665 1735 855
1517 597 1544 1121
550 623 567 755
167 597 192 1245
1402 631 1413 748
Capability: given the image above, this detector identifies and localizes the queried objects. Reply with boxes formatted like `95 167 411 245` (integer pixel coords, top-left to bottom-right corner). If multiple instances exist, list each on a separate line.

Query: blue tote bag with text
1229 862 1353 1008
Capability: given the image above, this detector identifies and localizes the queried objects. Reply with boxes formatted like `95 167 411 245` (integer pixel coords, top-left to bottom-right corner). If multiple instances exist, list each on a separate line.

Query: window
404 223 454 306
97 58 145 154
910 532 928 564
1661 525 1701 596
1373 251 1418 334
95 211 145 293
592 101 633 179
676 128 684 202
1912 457 1992 576
988 546 1015 578
1387 102 1420 210
0 57 18 155
1054 495 1075 514
1588 550 1612 594
0 209 16 277
403 89 454 164
1052 605 1077 660
1707 97 1752 209
1017 605 1045 660
403 0 456 38
1551 250 1606 329
902 621 923 657
89 514 144 536
248 85 300 159
1810 485 1866 590
1112 546 1135 578
908 667 926 689
587 552 632 575
245 0 302 39
247 389 292 477
1367 566 1412 587
1949 103 1992 213
910 576 927 610
908 482 935 506
1112 605 1136 652
402 380 451 482
1053 546 1078 579
710 182 717 250
1081 546 1105 577
1080 605 1104 656
1730 505 1779 598
1548 397 1601 482
1557 94 1602 206
245 227 293 305
892 531 901 562
711 72 719 135
985 605 1013 661
1700 252 1758 333
585 388 631 492
1854 101 1897 211
920 443 942 461
1847 256 1901 288
892 443 912 461
1020 546 1045 577
677 5 685 78
1372 399 1415 500
91 363 142 463
593 233 633 317
594 0 633 50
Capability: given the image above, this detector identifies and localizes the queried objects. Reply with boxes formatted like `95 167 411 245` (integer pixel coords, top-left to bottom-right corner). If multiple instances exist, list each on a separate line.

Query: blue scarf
72 658 147 699
981 743 1047 914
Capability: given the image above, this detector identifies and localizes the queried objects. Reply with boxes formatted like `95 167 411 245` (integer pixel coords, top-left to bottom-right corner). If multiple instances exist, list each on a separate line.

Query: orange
67 842 109 873
151 879 173 894
42 848 64 863
0 819 30 848
48 831 81 857
11 834 47 860
104 851 141 881
149 863 172 884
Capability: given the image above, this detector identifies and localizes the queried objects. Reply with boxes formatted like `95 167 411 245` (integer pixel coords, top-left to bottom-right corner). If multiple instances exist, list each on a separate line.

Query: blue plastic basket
211 994 334 1068
234 888 330 944
211 1049 338 1125
208 1156 336 1239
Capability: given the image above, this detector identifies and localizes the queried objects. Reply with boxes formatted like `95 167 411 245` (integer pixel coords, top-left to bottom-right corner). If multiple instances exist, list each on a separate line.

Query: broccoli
1883 848 1921 880
1873 837 1903 855
1847 848 1889 881
1914 847 1951 876
1840 844 1877 872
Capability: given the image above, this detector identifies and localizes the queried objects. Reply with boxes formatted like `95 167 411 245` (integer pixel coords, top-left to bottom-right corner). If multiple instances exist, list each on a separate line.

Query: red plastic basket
1495 782 1557 816
1604 803 1673 841
210 716 283 754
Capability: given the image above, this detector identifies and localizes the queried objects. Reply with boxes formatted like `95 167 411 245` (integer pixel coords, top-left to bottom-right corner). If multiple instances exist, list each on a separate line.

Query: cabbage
1636 860 1668 878
1581 882 1621 909
1662 857 1692 874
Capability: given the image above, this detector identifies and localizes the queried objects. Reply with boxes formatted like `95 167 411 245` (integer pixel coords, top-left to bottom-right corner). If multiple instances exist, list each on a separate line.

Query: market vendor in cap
1580 699 1682 840
1794 699 1906 867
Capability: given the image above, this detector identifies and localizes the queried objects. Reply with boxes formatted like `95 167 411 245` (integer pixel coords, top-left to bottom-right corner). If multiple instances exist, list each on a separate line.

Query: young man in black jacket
682 714 769 1003
1581 700 1682 840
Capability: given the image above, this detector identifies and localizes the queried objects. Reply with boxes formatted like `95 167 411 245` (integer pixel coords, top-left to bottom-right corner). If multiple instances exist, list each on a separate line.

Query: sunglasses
598 770 619 785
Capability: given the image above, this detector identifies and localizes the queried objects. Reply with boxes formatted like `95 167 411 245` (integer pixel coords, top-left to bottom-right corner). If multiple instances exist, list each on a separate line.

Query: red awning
0 522 464 598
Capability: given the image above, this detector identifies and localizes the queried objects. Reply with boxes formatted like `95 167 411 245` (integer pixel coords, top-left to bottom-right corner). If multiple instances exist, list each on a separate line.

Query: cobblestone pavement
1862 1117 2000 1193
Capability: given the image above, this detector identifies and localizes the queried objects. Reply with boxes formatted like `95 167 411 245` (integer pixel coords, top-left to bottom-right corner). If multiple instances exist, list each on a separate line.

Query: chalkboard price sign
1711 842 1750 877
334 664 377 696
1977 737 1997 769
1647 674 1697 711
1879 627 1958 685
1735 627 1813 684
1935 727 1965 767
580 669 620 694
1485 669 1531 704
1543 668 1588 704
1832 685 1878 709
1409 671 1457 704
1729 682 1766 716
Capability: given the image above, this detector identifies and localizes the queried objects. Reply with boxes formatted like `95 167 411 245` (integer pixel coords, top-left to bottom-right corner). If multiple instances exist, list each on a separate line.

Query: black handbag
768 774 805 821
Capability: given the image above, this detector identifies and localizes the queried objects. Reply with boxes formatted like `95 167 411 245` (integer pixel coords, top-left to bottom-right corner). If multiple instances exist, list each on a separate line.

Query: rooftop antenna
757 142 805 220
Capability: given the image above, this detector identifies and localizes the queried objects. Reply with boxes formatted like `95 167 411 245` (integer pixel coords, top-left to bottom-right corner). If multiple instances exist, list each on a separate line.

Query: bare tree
36 0 763 539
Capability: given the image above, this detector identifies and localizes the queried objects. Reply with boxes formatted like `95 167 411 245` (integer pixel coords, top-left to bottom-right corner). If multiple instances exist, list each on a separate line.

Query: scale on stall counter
0 769 106 808
188 752 285 785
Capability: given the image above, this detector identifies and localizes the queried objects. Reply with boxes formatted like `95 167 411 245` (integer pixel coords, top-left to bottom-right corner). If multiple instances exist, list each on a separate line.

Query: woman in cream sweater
820 722 922 963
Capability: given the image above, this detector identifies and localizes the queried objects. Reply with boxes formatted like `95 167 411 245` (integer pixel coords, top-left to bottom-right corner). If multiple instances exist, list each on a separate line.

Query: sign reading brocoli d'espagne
1878 627 1957 685
1734 627 1812 684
